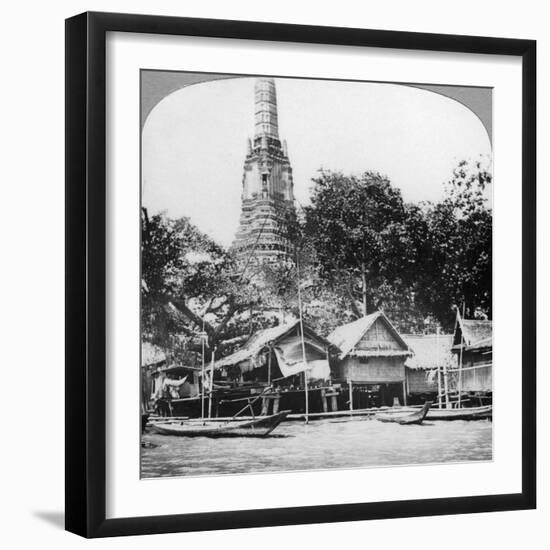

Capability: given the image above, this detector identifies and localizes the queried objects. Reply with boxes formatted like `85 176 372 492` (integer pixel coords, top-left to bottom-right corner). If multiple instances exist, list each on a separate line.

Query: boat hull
150 410 290 438
378 404 492 421
377 401 432 425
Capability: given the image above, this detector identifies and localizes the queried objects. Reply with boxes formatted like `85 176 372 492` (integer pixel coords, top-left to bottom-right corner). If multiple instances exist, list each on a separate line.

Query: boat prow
377 401 433 425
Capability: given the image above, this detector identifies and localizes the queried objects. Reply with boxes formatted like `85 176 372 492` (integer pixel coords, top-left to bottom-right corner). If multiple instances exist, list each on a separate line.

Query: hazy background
142 76 492 247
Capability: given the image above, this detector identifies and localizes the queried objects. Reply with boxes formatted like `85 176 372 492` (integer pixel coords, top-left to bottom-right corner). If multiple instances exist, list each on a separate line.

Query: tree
141 208 268 363
416 158 492 328
302 159 492 333
304 170 415 319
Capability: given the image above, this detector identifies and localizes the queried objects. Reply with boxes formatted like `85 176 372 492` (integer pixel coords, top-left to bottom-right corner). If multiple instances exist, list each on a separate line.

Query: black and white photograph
140 72 493 478
0 0 543 545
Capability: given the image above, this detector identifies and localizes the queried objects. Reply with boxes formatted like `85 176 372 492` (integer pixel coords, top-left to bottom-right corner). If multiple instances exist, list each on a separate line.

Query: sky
142 76 492 248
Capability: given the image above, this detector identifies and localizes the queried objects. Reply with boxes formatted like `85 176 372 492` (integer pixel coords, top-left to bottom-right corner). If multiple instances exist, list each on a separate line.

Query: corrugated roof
141 341 166 367
453 318 492 350
404 334 454 370
215 320 333 369
327 311 410 359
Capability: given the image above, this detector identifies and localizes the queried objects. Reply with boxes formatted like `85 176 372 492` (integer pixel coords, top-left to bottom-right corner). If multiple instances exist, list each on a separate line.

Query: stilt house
214 320 339 415
327 311 412 407
215 320 336 384
141 342 166 412
452 318 492 393
404 334 454 400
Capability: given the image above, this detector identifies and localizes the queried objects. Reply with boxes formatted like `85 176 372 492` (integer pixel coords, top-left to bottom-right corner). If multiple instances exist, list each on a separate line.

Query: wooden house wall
335 356 405 383
355 318 404 352
406 368 438 394
460 351 492 392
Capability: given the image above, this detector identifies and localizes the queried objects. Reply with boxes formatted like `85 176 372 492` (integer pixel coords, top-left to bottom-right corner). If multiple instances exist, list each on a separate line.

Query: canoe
377 404 492 421
150 410 290 438
426 405 492 420
377 401 432 425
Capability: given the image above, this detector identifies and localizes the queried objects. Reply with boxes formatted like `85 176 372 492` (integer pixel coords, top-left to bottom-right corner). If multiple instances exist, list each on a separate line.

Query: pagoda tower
232 78 297 266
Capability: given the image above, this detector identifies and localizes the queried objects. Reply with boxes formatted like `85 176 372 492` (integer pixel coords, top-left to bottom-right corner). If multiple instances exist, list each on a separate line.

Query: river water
141 417 492 478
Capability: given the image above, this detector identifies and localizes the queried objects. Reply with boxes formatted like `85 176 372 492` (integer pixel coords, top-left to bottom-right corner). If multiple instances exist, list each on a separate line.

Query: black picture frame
65 11 536 538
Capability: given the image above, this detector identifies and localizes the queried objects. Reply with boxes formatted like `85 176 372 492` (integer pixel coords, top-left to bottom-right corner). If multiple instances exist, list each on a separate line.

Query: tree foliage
141 208 272 364
141 157 492 361
302 159 492 332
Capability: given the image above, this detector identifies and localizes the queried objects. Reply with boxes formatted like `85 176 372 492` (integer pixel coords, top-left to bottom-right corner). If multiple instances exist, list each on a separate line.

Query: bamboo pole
443 361 450 409
458 304 465 408
208 347 215 419
296 258 309 424
348 377 353 414
267 347 272 385
436 326 442 409
200 325 206 424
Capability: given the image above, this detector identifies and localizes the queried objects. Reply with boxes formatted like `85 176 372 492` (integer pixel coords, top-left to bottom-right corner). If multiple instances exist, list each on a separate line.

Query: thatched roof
453 318 492 351
215 320 334 369
404 334 454 370
141 342 166 367
327 311 411 359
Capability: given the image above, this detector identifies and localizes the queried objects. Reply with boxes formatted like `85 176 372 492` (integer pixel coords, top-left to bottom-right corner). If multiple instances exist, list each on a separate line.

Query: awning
273 346 330 380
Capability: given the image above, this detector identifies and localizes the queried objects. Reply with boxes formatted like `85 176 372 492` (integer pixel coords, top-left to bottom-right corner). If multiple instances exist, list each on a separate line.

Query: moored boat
426 404 492 420
150 410 290 438
377 401 432 425
378 404 492 421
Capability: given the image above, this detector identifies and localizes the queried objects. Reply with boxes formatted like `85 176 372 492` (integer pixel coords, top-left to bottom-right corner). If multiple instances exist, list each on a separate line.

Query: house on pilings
452 317 492 398
403 334 454 404
327 311 412 408
214 320 340 415
141 342 167 414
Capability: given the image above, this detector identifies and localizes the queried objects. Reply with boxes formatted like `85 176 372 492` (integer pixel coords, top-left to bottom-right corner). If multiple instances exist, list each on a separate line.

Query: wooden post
321 388 328 412
330 394 338 412
200 328 206 424
437 367 443 409
443 364 450 409
267 348 272 386
208 347 215 419
296 258 309 424
348 378 353 414
436 326 442 409
458 304 465 408
273 395 280 414
402 380 407 406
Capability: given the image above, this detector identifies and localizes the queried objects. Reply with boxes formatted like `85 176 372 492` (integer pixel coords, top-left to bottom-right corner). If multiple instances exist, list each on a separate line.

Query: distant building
232 78 297 265
452 318 492 393
328 311 412 407
404 334 454 398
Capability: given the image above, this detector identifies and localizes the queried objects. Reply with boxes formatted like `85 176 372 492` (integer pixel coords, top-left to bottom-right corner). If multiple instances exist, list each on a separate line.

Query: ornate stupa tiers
232 78 297 266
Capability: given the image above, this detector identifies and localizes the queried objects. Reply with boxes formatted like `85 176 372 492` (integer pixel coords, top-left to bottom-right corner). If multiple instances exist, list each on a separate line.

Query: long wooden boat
377 401 432 425
378 404 492 421
426 405 492 420
150 410 290 438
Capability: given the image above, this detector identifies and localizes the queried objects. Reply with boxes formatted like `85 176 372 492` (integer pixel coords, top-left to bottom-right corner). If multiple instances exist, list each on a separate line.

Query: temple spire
254 78 279 139
232 78 296 266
